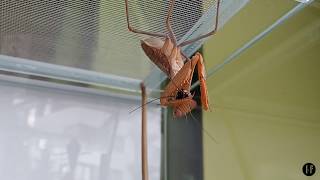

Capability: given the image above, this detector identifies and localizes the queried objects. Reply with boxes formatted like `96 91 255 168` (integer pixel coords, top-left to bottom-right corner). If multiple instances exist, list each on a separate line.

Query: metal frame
0 55 142 93
0 0 250 96
191 0 314 90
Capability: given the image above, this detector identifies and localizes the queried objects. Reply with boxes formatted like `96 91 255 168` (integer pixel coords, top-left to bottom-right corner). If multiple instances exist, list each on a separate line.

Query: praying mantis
126 2 221 179
125 0 221 117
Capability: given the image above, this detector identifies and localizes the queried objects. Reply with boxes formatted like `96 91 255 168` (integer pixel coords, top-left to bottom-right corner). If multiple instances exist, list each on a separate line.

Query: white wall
0 77 161 180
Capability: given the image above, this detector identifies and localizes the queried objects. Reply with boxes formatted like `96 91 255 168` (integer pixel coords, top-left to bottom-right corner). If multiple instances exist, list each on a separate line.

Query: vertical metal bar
162 108 169 180
140 82 149 180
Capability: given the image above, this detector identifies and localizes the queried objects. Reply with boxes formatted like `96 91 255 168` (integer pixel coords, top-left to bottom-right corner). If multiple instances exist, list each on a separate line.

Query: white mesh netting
0 0 249 88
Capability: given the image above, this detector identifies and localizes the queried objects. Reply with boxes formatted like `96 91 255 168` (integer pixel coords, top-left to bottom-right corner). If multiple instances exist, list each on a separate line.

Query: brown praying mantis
126 0 220 117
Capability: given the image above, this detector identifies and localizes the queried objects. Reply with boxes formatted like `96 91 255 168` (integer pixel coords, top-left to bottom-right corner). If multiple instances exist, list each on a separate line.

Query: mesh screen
126 0 217 41
0 0 248 83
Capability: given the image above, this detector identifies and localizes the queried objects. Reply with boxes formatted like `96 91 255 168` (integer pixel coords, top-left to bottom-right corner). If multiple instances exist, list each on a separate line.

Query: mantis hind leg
178 0 221 47
166 0 177 46
125 0 166 37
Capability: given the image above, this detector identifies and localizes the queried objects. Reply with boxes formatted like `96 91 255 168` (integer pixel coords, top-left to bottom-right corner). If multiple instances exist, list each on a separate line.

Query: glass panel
0 76 161 180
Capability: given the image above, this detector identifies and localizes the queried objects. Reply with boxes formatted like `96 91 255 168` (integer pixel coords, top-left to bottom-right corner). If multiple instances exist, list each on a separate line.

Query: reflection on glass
0 80 161 180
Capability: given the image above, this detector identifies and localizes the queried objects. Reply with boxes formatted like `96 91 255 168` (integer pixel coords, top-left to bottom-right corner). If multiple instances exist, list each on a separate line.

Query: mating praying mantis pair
125 0 220 117
126 1 221 179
